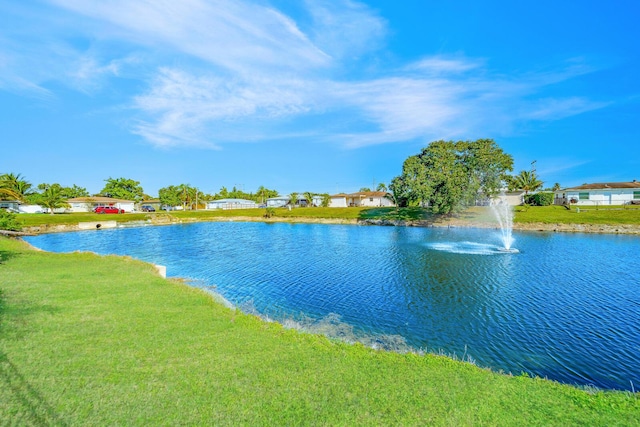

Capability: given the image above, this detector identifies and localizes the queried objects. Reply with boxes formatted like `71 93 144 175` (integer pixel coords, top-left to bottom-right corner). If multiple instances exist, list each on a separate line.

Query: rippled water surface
25 222 640 391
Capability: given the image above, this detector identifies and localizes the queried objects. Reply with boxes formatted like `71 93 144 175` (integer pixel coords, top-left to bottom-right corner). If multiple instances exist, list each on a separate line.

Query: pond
25 222 640 391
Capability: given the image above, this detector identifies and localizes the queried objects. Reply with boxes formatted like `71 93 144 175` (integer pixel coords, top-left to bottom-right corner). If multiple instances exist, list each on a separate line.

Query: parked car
93 206 124 214
141 205 156 212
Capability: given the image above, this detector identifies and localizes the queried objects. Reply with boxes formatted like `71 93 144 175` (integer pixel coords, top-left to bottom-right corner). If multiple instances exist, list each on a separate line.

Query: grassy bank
514 204 640 225
14 204 640 232
1 237 638 425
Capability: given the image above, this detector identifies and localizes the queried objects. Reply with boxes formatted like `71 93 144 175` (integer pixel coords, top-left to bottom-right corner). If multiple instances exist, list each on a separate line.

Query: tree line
2 139 553 216
0 173 333 213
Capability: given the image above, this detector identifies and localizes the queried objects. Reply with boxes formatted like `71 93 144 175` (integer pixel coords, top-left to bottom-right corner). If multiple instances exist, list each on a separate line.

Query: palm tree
257 186 267 205
39 184 70 214
177 184 196 210
0 184 20 201
376 183 388 192
304 191 315 207
512 170 543 195
288 192 298 208
0 173 32 201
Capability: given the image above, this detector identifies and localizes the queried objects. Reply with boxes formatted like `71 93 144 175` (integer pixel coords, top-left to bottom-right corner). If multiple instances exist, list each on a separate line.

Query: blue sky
1 0 639 197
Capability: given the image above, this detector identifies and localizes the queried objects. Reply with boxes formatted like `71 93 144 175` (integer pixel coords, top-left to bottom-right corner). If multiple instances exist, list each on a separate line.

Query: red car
93 206 124 214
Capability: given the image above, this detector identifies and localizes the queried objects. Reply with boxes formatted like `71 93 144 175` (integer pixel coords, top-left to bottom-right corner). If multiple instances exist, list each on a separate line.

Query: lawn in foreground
1 237 638 425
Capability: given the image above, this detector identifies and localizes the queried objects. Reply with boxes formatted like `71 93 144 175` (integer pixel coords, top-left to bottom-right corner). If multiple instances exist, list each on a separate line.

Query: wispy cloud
0 0 611 149
523 97 609 120
303 0 387 60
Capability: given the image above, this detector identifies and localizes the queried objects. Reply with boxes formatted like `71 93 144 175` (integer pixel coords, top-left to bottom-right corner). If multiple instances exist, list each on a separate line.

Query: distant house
554 181 640 206
329 191 395 208
0 201 21 213
67 196 135 213
266 195 309 208
0 200 48 213
500 191 526 206
477 191 526 207
18 204 47 213
266 196 290 208
206 198 258 210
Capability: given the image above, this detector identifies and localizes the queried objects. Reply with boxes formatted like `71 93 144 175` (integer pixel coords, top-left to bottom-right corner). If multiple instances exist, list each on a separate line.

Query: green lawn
1 237 638 425
513 204 640 225
12 204 640 232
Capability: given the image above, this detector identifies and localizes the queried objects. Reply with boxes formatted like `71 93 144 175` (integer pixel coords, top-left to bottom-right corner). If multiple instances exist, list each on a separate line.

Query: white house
554 181 640 206
0 201 21 213
206 198 258 210
0 201 48 213
266 196 289 208
19 204 47 213
329 191 395 208
266 195 310 207
67 196 136 213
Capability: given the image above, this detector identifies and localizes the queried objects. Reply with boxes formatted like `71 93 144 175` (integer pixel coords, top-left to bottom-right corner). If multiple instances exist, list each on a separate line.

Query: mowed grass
14 204 640 231
1 237 638 425
514 204 640 225
170 206 367 220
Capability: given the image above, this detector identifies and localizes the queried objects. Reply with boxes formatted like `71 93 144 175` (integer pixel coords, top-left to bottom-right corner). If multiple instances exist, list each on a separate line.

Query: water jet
490 194 516 251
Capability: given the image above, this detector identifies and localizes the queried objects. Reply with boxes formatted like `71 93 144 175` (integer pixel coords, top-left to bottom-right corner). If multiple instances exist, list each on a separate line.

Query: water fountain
490 194 518 253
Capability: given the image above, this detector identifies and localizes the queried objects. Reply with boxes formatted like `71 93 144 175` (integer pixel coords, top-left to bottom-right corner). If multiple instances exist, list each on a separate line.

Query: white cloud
0 0 611 149
406 56 485 74
523 97 609 120
132 67 321 147
304 0 387 60
48 0 331 73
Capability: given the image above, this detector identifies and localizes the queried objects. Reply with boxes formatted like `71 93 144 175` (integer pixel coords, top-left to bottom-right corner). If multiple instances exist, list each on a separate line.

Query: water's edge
22 215 640 235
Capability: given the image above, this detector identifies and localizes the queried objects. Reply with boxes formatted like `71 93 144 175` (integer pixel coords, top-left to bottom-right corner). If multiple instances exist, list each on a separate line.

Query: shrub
0 210 22 231
524 192 554 206
263 207 276 218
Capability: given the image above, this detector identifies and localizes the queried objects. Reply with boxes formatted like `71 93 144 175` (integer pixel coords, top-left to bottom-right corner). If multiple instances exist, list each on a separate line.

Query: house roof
67 196 134 203
564 181 640 191
331 191 390 198
209 198 256 203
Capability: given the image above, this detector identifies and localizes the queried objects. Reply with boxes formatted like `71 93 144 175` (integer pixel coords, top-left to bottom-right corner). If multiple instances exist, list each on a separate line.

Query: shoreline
20 213 640 235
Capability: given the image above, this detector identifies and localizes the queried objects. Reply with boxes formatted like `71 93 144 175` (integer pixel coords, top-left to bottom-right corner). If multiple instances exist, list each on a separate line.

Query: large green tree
159 184 200 210
392 139 513 213
60 184 90 199
100 177 145 202
33 183 89 202
255 186 278 204
158 185 182 210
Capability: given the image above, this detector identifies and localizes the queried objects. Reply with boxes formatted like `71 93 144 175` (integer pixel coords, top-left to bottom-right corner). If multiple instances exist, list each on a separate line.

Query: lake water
25 222 640 391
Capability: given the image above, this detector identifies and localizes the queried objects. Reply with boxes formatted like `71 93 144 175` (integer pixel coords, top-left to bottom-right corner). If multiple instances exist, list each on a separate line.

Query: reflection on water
25 222 640 391
426 241 519 255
